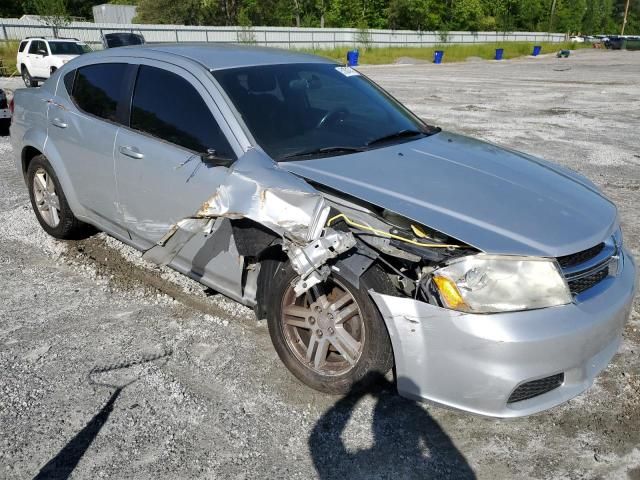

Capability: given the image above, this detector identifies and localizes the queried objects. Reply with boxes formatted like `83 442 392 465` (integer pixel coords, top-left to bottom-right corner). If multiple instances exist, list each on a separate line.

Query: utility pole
621 0 630 35
548 0 557 33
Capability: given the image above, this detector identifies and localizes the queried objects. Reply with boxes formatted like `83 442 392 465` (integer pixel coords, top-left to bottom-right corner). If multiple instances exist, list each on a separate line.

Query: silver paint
281 132 618 257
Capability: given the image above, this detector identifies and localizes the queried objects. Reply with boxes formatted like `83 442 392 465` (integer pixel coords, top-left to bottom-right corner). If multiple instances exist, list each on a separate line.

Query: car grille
557 238 618 296
507 373 564 403
557 243 604 269
567 267 609 295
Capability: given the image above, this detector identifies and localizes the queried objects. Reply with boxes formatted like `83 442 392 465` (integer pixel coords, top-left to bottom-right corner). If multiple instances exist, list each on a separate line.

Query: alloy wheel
32 168 61 227
281 278 365 376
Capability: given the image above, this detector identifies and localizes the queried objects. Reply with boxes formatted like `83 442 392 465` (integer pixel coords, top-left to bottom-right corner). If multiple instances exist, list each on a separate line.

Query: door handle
51 117 67 128
119 145 144 159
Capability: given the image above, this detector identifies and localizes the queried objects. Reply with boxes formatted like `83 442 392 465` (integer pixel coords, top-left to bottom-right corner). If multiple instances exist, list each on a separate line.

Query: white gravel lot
0 49 639 479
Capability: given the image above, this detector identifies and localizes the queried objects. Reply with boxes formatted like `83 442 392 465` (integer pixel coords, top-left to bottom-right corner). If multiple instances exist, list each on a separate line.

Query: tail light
9 97 14 115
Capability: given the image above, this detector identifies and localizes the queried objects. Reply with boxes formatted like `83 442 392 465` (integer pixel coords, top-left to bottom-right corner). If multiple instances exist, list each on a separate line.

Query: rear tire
21 66 38 88
260 259 394 395
27 154 90 239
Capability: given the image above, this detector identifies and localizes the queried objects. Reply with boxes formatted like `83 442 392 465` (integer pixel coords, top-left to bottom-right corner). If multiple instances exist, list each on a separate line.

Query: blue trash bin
495 48 504 60
346 50 359 66
532 45 542 56
433 50 444 64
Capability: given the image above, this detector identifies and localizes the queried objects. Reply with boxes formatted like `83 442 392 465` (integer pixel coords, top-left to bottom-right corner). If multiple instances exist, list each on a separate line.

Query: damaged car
10 44 637 417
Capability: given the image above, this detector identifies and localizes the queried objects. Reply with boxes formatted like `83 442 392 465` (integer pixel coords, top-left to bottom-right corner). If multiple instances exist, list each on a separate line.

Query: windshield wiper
279 146 366 161
365 129 425 147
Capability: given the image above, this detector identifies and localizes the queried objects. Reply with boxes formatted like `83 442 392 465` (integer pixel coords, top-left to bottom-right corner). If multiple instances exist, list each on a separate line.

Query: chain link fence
0 19 567 50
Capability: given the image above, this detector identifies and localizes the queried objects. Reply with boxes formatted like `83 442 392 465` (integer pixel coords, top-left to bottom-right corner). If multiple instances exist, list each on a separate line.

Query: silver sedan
9 44 637 417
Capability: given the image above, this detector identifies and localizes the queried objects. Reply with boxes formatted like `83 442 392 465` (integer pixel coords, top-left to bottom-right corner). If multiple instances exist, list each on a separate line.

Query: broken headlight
431 255 572 313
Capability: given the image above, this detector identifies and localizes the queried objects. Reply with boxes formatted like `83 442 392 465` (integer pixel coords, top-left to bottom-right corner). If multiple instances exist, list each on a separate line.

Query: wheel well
22 146 42 177
50 66 57 74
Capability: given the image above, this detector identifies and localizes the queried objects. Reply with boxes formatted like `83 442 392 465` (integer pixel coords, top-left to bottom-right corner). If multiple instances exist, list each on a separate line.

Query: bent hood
280 132 618 257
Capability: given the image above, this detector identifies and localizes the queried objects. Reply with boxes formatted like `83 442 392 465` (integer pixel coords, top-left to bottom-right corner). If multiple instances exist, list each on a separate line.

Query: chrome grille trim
558 234 619 297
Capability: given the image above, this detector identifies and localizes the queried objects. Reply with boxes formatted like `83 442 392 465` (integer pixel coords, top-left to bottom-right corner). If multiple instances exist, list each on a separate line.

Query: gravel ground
0 49 639 480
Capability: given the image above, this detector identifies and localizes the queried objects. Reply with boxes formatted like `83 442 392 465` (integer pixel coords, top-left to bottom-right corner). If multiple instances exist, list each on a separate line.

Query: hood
51 55 79 65
280 132 618 257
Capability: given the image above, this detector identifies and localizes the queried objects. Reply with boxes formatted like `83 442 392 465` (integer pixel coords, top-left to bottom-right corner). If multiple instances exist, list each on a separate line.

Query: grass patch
0 39 587 77
0 41 20 76
303 41 588 65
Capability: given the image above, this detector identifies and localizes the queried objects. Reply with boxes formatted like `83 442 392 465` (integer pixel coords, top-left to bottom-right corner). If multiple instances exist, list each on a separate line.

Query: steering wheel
316 108 350 129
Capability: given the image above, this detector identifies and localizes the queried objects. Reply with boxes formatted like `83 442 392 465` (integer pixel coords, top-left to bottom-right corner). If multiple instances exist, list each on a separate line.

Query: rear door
48 61 133 236
114 62 238 246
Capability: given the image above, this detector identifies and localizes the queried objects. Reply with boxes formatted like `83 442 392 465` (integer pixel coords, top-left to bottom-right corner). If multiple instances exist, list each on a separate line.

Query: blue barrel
346 50 359 66
532 45 542 56
433 50 444 64
495 48 504 60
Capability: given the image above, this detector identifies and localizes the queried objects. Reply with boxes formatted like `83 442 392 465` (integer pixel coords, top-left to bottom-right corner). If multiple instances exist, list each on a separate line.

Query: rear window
130 65 234 158
72 63 128 122
19 41 27 52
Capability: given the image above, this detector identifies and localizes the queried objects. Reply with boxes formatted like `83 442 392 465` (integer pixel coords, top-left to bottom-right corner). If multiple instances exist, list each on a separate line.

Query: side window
18 41 27 52
63 70 76 95
130 65 234 158
28 41 39 54
72 63 128 122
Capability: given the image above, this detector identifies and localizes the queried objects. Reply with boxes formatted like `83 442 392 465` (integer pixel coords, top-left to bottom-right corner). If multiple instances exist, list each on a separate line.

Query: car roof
95 43 336 71
23 37 82 42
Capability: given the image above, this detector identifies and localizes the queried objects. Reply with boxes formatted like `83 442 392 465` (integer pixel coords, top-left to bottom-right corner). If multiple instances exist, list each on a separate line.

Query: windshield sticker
335 66 360 77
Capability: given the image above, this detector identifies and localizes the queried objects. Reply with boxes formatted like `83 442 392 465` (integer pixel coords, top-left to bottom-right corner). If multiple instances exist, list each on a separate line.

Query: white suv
17 37 89 87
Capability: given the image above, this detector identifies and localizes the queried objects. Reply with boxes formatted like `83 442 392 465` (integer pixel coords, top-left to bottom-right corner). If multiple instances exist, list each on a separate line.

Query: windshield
212 63 437 161
48 41 88 55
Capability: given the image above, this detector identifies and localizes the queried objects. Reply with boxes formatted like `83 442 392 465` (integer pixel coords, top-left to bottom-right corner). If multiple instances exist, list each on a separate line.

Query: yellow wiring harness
326 213 459 249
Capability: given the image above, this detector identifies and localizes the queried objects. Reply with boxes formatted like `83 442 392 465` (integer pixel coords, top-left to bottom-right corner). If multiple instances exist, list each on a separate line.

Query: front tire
27 155 89 239
261 260 394 394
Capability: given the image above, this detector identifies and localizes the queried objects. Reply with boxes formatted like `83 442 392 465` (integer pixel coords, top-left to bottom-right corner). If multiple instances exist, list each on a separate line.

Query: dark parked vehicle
102 32 145 49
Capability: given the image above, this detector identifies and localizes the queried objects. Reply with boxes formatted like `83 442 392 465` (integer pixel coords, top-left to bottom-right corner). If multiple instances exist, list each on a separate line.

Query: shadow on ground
309 373 475 479
32 349 172 480
33 388 123 480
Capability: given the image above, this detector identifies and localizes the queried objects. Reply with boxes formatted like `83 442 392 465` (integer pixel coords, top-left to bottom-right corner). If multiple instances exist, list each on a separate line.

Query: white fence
0 18 566 49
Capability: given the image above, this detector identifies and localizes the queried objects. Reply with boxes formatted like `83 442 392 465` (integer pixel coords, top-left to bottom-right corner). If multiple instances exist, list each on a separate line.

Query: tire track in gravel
61 234 261 330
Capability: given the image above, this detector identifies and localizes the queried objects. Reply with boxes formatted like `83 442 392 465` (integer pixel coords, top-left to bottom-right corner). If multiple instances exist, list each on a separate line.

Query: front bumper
371 249 637 418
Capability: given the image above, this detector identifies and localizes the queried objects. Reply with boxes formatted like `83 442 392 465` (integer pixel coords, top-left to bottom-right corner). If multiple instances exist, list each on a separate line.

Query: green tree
28 0 71 27
134 0 204 24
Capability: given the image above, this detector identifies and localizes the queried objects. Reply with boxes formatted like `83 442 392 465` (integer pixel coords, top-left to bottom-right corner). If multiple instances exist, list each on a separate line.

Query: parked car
16 37 90 87
0 88 10 133
10 45 637 417
569 35 585 43
101 32 145 49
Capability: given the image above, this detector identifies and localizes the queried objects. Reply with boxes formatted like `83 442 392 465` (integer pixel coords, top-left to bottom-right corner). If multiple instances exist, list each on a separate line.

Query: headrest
248 72 276 93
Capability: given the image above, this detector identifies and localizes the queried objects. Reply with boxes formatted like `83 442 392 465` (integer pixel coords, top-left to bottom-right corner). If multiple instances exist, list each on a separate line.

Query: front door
28 40 48 77
114 62 243 295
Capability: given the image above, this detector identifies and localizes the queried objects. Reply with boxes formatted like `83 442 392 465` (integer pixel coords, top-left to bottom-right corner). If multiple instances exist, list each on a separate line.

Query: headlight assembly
432 255 572 313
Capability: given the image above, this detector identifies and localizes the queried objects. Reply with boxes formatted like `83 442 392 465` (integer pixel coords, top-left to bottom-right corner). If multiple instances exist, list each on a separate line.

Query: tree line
2 0 637 34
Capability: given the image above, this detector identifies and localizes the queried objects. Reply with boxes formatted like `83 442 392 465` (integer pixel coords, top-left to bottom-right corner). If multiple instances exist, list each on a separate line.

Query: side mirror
201 148 234 168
